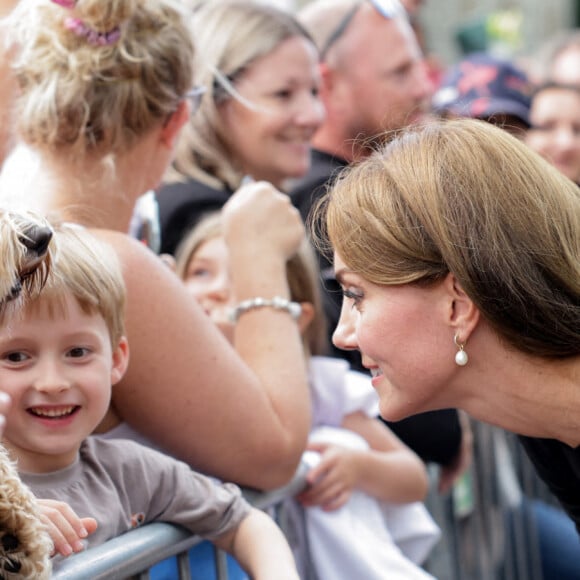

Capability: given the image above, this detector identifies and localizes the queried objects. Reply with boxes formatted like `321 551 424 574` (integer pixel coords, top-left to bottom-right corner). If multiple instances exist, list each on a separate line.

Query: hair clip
65 17 121 46
51 0 76 8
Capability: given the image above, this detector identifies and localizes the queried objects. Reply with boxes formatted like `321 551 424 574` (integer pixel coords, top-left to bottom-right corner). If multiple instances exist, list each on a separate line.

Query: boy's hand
0 391 10 438
37 499 98 557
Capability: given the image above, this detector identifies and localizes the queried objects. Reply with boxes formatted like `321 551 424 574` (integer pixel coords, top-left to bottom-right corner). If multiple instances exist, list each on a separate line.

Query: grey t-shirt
20 437 251 549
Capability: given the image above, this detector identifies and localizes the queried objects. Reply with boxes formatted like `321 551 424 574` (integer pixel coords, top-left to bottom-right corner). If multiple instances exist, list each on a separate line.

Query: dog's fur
0 445 52 579
0 210 54 579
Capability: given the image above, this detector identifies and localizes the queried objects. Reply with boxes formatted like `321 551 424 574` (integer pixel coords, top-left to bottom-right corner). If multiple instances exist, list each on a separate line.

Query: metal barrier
51 422 572 580
423 419 567 580
52 461 310 580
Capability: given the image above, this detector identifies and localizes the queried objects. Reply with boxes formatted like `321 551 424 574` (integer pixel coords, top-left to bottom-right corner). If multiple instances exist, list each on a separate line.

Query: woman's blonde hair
312 118 580 358
168 0 316 191
8 0 194 157
3 223 126 347
175 212 328 356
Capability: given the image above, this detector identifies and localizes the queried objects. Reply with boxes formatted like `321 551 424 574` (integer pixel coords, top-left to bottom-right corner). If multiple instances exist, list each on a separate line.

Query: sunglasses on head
185 85 207 114
319 0 406 61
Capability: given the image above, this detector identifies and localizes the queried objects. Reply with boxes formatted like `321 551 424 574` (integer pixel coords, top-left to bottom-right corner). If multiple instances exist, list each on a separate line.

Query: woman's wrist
228 296 301 324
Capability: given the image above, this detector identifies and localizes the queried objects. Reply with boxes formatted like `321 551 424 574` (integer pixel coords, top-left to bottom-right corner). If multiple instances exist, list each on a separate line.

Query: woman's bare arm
93 184 310 490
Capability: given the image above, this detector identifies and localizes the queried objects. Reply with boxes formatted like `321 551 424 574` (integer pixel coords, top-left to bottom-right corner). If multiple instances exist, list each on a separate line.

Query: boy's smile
0 292 128 473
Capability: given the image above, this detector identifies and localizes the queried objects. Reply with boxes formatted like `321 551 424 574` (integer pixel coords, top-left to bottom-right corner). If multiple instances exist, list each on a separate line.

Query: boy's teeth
30 406 75 417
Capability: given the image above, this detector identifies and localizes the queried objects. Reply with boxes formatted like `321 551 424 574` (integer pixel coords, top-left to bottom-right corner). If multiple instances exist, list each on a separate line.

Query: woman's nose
295 91 326 128
332 303 358 352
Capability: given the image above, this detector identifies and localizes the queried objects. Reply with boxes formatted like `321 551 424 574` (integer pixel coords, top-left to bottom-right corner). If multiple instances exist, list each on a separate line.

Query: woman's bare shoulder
87 229 185 297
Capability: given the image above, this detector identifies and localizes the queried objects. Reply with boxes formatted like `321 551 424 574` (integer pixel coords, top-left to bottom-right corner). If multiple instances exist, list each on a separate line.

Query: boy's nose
33 362 71 394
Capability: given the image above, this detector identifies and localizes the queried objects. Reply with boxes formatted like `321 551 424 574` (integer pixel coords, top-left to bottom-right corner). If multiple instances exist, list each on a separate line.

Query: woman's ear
110 336 130 386
297 302 315 336
442 273 480 341
160 100 190 150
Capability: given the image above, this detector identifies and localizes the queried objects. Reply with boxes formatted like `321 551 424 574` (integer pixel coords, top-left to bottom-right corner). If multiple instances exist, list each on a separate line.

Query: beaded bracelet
228 296 302 324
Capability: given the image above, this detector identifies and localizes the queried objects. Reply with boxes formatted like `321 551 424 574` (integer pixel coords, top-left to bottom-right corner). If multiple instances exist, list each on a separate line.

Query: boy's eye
68 347 89 358
4 352 28 363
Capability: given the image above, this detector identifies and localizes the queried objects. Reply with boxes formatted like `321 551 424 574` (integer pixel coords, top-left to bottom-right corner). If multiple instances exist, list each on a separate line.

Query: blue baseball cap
432 52 532 126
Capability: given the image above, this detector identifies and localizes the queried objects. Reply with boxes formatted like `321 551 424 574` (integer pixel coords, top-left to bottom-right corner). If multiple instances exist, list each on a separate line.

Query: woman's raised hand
222 181 305 262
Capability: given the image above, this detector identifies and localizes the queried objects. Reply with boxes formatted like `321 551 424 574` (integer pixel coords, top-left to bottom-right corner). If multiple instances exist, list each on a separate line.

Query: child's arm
213 507 299 580
37 499 98 557
298 412 429 511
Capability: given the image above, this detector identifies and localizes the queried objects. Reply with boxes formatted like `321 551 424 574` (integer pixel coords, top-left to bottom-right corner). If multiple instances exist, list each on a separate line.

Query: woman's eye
342 288 363 308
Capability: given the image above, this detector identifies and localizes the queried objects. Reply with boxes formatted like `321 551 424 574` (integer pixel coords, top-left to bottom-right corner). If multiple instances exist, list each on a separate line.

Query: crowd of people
0 0 578 578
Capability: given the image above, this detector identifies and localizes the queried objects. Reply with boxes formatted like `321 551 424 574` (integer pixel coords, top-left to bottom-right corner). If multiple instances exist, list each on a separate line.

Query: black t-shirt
290 149 463 466
519 435 580 535
156 177 233 256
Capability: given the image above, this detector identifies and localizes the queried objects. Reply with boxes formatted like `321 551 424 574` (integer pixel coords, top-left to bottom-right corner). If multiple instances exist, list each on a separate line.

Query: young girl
175 213 440 580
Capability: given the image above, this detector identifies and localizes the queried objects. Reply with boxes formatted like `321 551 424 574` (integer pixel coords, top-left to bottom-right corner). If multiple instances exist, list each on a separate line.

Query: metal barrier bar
52 461 309 580
50 425 567 580
423 420 562 580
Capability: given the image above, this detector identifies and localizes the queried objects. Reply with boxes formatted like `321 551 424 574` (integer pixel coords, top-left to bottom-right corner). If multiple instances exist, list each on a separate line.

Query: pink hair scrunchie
64 16 121 46
51 0 76 7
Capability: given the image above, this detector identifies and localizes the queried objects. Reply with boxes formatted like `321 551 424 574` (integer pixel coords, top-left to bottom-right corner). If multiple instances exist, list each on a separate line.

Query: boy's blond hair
3 224 126 346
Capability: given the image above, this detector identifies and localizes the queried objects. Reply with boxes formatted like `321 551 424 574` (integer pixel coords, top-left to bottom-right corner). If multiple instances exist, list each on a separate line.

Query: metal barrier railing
51 422 570 580
423 419 566 580
52 461 310 580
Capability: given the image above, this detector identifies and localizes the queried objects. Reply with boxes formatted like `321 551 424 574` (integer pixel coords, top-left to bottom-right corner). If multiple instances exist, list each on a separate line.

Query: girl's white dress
287 356 440 580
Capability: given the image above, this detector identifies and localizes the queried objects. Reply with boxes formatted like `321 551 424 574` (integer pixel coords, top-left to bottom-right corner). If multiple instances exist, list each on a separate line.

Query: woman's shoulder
89 228 165 257
87 229 181 293
88 229 155 263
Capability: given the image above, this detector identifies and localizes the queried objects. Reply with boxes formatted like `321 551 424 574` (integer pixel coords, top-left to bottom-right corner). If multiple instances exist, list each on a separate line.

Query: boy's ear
160 100 189 149
110 336 130 386
298 302 315 335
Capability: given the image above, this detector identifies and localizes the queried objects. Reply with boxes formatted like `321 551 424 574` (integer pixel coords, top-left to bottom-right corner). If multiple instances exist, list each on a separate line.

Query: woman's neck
464 352 580 447
0 142 157 232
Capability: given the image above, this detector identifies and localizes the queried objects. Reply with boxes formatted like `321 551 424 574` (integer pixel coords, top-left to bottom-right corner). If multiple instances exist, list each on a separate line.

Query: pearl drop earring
454 334 468 366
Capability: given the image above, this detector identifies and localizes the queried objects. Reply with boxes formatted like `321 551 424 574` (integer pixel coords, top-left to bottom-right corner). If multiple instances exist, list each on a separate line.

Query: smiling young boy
0 223 299 578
